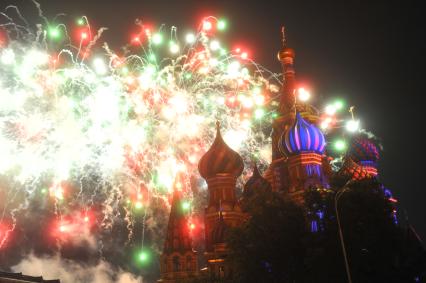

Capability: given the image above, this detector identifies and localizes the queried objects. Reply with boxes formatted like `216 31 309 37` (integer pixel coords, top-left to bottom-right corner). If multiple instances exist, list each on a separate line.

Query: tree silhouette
226 178 426 283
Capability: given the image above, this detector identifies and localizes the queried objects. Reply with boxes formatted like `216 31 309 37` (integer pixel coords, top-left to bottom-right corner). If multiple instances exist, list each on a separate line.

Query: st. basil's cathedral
157 34 382 283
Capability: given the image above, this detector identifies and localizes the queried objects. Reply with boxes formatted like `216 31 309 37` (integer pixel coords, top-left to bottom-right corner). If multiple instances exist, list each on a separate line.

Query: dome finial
349 106 355 120
216 120 221 132
281 26 286 48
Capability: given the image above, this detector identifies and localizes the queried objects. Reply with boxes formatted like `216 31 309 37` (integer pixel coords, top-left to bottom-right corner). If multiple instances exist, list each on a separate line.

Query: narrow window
186 255 192 271
173 256 180 272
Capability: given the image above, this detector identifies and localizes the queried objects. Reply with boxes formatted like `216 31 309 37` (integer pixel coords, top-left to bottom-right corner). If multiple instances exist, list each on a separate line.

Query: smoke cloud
11 253 143 283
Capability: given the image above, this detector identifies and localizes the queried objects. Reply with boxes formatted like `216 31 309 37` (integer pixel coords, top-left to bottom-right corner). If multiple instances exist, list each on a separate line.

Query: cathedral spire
281 26 286 47
277 26 296 115
271 28 298 160
162 172 192 255
159 173 198 283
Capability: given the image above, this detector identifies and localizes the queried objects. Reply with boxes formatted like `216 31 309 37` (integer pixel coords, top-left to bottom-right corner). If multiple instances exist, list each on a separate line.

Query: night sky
3 0 425 242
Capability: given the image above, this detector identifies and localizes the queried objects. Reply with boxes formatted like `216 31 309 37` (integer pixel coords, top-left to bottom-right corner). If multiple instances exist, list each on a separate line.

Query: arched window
186 255 192 271
173 256 180 272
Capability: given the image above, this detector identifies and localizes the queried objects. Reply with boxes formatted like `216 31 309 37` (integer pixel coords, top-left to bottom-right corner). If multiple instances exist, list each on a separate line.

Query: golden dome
277 47 295 62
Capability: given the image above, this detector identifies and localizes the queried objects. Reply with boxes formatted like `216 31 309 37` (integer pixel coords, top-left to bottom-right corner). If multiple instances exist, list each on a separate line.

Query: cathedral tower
158 174 198 283
265 29 326 195
272 27 297 161
278 112 328 200
198 122 246 280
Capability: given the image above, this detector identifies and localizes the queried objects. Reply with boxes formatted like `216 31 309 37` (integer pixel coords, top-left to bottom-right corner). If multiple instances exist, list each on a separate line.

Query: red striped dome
198 122 244 179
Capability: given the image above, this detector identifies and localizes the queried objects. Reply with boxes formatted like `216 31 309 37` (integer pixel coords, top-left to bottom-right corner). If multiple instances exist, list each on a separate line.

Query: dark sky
3 0 425 240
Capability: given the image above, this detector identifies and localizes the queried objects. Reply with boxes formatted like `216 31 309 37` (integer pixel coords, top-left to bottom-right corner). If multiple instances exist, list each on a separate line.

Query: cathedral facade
157 35 380 283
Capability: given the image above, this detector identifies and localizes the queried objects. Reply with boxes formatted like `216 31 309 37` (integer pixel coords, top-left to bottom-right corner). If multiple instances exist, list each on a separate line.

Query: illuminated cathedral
157 34 381 283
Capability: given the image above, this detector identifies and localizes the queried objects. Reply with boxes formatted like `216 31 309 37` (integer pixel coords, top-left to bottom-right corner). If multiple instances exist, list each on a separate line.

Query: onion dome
277 47 295 62
337 157 371 181
212 211 227 245
348 137 380 164
279 112 326 155
243 163 271 198
198 122 244 179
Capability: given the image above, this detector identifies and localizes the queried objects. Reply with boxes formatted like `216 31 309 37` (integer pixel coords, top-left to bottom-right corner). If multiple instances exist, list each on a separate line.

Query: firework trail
0 2 282 268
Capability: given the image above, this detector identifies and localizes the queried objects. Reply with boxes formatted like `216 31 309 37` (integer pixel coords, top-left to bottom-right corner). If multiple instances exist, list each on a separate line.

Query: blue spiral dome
279 112 326 155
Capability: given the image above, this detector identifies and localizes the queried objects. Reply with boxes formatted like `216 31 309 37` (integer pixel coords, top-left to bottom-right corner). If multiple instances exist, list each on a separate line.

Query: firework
0 5 284 257
0 5 365 276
